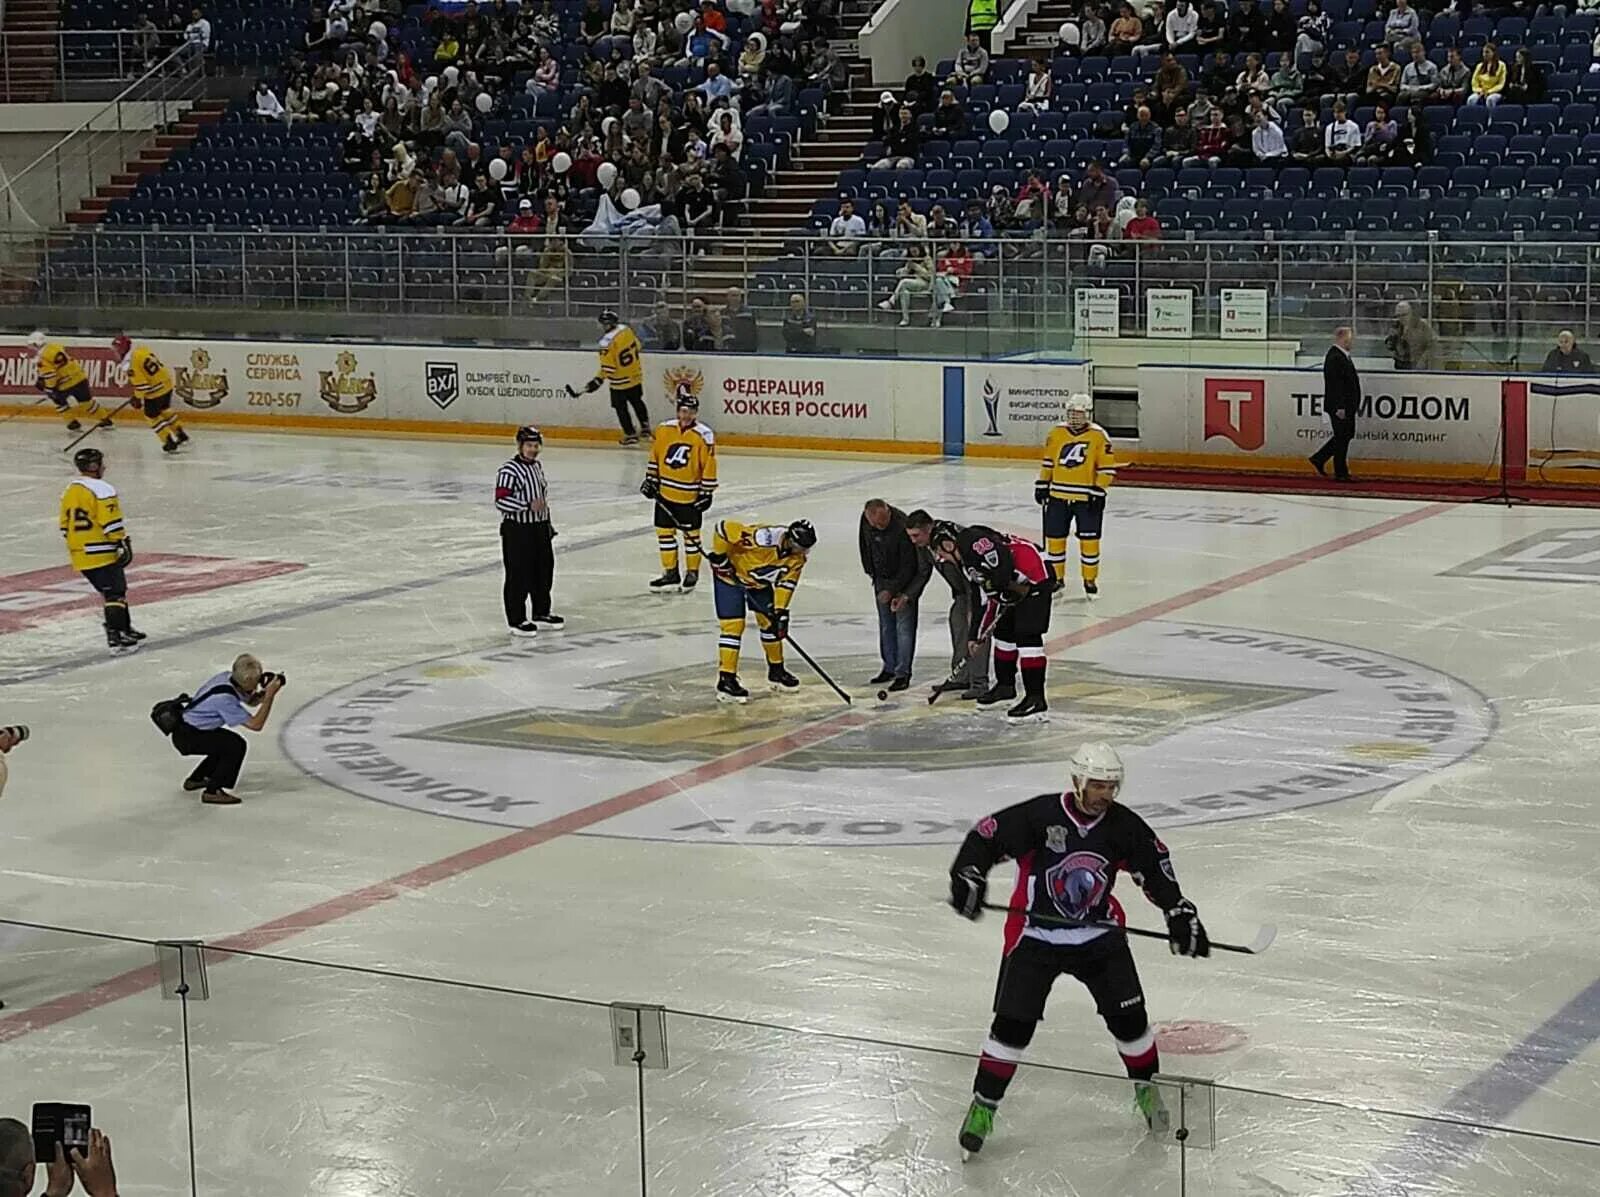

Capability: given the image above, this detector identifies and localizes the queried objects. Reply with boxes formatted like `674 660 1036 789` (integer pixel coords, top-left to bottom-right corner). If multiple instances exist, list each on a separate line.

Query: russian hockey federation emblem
663 364 704 403
425 361 460 410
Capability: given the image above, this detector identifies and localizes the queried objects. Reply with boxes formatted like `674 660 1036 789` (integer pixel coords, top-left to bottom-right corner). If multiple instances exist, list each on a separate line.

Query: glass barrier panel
185 948 642 1196
0 922 194 1193
646 1011 1183 1194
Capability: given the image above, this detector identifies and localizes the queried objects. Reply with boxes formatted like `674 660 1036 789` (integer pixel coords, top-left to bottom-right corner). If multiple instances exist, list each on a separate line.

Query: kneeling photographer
159 654 285 806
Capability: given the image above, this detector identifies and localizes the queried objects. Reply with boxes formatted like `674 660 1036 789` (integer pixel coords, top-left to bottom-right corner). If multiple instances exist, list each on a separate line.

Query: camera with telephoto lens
261 671 286 689
0 725 28 745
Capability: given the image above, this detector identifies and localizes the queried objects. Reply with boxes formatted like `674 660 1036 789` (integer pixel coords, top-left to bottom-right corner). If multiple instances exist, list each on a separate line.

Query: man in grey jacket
860 500 933 691
906 508 990 701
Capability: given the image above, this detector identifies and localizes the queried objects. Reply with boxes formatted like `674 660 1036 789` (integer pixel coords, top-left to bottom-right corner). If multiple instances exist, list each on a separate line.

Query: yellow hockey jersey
597 325 644 389
59 476 127 572
37 343 88 394
646 420 718 505
711 519 807 609
1038 422 1118 501
129 345 173 402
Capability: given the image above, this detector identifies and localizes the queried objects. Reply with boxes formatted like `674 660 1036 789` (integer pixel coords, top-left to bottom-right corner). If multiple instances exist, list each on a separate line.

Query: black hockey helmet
674 386 699 411
74 447 104 474
598 308 620 330
516 425 543 445
786 519 817 550
929 519 961 549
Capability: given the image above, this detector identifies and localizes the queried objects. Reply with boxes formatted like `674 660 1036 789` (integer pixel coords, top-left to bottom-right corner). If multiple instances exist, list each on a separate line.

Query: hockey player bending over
1037 393 1116 597
928 521 1054 721
705 518 815 703
947 742 1210 1157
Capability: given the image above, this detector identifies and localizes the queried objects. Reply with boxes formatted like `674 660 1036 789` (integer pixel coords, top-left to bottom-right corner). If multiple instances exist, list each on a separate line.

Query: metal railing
0 44 204 247
4 228 1598 365
0 28 177 101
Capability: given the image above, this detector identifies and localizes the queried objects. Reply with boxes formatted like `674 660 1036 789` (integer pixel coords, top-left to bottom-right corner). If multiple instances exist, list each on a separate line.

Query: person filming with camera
167 653 284 806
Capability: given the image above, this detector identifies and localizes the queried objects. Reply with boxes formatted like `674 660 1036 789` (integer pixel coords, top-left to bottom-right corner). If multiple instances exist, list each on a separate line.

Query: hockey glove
640 477 660 499
115 538 134 567
1034 481 1050 506
949 865 987 920
584 377 603 394
706 550 736 583
1164 899 1210 958
766 607 789 641
694 491 713 512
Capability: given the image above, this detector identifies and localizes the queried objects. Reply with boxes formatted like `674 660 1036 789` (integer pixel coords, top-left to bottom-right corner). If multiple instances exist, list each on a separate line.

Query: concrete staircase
1007 0 1079 59
64 98 229 224
2 0 62 102
672 0 880 302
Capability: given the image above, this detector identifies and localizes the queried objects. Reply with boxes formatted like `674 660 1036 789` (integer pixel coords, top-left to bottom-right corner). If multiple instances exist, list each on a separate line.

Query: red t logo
1203 378 1266 450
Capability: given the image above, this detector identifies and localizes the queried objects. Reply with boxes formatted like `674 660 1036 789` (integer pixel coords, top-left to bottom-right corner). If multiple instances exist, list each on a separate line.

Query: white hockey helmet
26 330 46 354
1068 741 1124 800
1063 392 1093 432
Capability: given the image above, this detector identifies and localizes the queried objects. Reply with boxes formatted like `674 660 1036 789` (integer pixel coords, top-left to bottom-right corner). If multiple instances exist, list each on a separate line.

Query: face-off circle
283 616 1492 846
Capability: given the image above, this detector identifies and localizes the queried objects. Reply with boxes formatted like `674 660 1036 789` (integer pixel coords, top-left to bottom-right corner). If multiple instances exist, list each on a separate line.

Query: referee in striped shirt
496 426 564 636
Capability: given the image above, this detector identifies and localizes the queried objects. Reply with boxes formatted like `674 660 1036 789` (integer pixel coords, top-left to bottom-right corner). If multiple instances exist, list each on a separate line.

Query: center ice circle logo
282 617 1492 847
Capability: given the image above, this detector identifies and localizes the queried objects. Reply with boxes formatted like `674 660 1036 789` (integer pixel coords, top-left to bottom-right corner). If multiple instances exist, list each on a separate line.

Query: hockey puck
877 689 888 701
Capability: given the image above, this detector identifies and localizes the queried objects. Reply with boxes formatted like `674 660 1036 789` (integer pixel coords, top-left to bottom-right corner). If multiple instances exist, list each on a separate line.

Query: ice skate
125 627 148 642
1135 1082 1171 1134
716 672 749 704
66 419 83 431
1006 693 1049 723
107 629 142 655
530 613 565 629
162 436 182 454
767 663 800 692
509 621 539 638
974 682 1016 708
649 568 682 592
958 1098 995 1160
679 570 699 593
1084 580 1098 599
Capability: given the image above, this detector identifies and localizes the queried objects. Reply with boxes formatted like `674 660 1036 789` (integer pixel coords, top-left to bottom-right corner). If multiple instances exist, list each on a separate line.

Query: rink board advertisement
282 615 1492 846
0 336 944 449
1137 366 1505 479
964 361 1094 447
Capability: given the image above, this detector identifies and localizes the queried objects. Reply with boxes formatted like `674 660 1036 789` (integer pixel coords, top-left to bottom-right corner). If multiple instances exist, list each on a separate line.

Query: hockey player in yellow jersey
113 335 190 454
59 447 146 653
570 309 650 444
1036 393 1117 598
641 388 718 594
27 331 113 432
706 517 817 703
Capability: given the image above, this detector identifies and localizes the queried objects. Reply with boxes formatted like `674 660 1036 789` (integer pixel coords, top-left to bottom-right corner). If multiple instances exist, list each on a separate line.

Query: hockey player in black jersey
947 741 1210 1157
928 520 1054 721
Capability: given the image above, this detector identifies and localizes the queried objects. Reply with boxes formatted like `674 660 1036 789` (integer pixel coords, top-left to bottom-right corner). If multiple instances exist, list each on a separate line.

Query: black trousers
501 520 555 624
610 384 649 437
81 562 131 632
171 723 247 789
1310 410 1355 479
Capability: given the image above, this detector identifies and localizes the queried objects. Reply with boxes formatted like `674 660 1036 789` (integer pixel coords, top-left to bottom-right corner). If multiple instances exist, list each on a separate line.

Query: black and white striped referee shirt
494 457 549 524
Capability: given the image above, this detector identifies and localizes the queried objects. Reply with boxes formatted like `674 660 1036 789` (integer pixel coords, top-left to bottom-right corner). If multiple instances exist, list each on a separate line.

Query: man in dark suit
1311 326 1358 482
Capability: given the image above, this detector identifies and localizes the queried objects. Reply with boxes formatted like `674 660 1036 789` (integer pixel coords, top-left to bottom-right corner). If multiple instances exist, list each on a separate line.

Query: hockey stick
976 901 1276 956
0 394 53 426
784 630 852 706
61 398 136 452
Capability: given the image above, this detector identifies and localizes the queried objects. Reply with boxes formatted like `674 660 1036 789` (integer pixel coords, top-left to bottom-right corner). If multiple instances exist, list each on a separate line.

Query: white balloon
597 160 618 188
443 65 460 85
425 74 439 91
552 151 573 174
475 91 493 113
621 187 641 210
675 11 693 32
989 108 1010 134
489 157 508 181
368 20 386 40
325 81 341 94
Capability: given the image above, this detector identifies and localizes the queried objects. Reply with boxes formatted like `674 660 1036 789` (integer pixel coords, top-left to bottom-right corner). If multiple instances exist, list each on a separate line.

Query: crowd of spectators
246 0 843 262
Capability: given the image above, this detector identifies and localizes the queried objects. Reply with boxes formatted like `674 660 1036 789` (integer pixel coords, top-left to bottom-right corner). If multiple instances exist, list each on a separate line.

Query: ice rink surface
1 421 1597 1195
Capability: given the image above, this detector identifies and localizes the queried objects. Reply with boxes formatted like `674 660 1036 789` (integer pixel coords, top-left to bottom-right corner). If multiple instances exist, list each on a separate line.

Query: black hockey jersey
956 524 1052 640
951 791 1186 949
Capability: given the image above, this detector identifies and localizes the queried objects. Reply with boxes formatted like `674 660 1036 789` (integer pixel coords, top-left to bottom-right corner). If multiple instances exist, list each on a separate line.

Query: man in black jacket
860 499 932 690
906 509 989 700
1310 325 1358 482
1542 329 1595 374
